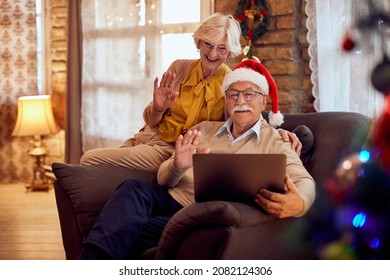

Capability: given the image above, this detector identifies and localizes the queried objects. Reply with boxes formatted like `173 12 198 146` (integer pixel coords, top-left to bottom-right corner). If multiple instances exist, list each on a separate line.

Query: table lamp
12 95 60 191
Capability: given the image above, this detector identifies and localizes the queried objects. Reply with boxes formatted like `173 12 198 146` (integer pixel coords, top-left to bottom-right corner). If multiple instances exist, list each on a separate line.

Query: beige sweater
157 118 316 216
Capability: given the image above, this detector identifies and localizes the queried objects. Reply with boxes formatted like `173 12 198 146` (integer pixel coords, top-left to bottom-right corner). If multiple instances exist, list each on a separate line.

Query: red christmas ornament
342 34 356 51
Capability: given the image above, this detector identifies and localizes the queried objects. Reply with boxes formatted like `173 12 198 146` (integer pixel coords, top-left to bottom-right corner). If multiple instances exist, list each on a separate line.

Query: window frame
147 0 214 79
36 0 46 95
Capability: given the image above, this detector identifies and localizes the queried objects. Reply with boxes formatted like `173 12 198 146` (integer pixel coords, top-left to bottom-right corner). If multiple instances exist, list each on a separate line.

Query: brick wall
44 0 68 164
217 0 315 113
46 0 67 129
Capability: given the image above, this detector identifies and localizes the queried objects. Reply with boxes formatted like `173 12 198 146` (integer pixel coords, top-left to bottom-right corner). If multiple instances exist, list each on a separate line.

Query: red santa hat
221 59 284 127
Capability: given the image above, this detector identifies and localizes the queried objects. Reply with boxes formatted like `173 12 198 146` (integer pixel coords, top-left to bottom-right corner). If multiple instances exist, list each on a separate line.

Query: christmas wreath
234 0 269 42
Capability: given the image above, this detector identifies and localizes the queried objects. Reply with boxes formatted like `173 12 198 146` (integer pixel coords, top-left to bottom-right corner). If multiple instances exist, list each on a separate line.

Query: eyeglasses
200 40 229 55
225 89 264 101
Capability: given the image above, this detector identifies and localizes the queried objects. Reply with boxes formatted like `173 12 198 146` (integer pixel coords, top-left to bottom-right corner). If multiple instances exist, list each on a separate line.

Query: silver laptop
193 153 286 204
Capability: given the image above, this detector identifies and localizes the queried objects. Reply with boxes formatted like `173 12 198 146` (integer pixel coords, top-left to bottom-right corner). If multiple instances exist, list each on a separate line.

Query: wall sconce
12 95 60 191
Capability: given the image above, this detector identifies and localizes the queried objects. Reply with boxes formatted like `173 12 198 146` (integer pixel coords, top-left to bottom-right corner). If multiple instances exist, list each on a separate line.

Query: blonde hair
193 12 242 58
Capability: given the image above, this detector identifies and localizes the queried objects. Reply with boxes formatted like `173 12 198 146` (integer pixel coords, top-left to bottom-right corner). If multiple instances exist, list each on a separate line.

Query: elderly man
78 60 315 260
158 59 315 217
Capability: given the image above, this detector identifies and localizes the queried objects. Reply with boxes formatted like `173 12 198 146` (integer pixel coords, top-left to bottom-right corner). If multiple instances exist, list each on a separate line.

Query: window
36 0 45 95
81 0 213 150
306 0 387 118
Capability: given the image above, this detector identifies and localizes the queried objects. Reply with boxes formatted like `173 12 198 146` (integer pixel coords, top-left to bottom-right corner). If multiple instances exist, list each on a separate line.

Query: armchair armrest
156 201 308 259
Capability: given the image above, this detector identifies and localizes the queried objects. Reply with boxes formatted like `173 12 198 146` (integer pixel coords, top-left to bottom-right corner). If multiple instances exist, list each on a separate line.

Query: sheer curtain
306 0 387 118
81 0 152 151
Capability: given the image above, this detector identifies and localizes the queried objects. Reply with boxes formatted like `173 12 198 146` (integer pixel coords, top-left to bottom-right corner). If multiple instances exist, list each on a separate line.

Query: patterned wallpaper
0 0 37 183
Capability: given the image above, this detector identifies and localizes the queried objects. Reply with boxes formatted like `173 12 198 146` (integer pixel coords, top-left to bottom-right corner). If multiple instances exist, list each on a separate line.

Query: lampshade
12 95 60 137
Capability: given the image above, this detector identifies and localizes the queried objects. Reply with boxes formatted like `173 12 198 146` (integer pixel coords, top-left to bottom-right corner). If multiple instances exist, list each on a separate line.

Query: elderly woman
80 12 300 172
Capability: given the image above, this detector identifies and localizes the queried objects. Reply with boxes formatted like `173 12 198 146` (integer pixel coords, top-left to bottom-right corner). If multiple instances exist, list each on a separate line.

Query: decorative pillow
52 162 156 236
292 125 314 168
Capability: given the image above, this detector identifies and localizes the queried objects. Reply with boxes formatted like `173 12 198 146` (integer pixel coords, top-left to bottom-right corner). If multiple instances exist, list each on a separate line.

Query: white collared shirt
215 118 261 143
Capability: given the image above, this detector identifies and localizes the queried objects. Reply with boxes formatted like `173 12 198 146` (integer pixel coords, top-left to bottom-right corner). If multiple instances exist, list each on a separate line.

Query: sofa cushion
292 125 314 168
52 162 156 236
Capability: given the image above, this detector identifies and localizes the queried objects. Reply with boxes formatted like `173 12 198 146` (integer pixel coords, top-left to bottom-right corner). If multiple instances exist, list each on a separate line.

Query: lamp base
25 183 51 192
26 146 52 192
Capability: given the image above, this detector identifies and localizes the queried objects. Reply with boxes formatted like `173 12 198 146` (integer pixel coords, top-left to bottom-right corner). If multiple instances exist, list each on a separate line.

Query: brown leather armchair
52 111 371 259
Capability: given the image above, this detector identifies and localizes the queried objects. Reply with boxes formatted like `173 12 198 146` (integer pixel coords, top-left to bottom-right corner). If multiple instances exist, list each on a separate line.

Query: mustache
231 104 254 112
